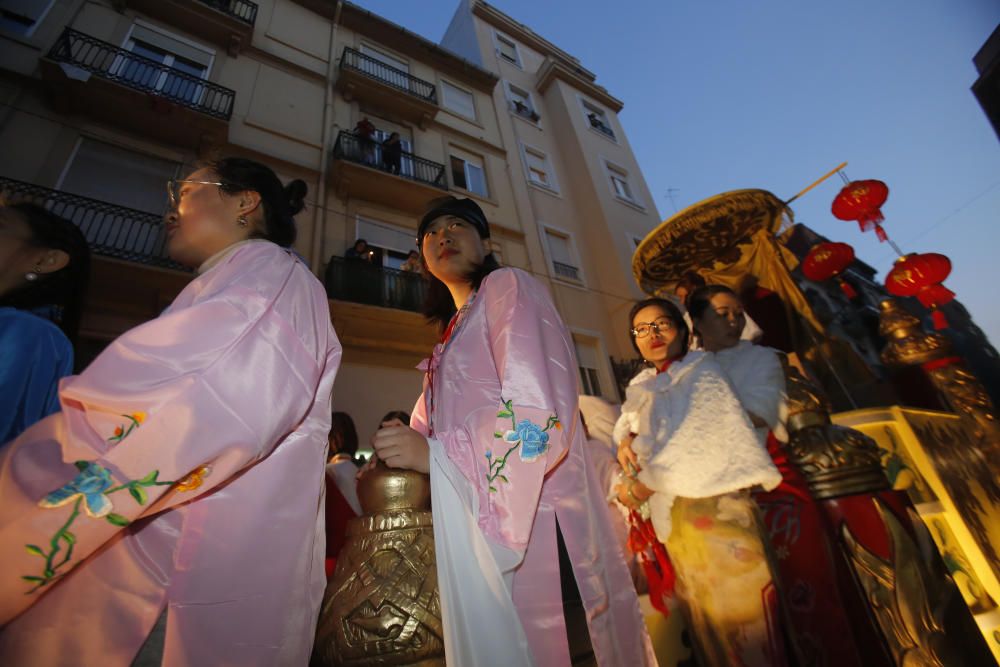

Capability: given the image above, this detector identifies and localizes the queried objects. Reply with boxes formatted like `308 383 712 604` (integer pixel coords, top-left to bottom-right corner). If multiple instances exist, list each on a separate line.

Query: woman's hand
617 433 639 474
370 425 430 474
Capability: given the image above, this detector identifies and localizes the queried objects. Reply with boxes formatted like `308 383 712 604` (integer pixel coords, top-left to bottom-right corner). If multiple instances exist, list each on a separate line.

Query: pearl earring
238 215 249 227
25 271 39 281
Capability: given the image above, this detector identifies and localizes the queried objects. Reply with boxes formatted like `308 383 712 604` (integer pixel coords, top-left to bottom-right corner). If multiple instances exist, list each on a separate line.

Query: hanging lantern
801 242 858 298
885 253 955 329
832 179 889 242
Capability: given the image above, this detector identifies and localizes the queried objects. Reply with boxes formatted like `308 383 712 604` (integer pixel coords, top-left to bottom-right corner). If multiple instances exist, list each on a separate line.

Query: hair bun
284 179 308 215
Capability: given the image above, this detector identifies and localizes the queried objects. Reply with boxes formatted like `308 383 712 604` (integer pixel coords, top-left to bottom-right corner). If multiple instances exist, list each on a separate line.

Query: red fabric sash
627 509 675 616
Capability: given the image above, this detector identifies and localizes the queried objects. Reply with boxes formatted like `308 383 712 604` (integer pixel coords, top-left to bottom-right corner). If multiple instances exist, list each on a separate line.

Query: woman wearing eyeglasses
0 158 342 667
612 297 786 667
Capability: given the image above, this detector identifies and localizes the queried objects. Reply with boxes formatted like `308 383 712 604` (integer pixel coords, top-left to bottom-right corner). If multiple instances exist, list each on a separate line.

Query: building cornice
471 2 590 77
536 57 623 112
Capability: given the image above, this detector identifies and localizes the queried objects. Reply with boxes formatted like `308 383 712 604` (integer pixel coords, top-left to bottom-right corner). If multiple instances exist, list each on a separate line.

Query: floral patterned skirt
665 491 788 667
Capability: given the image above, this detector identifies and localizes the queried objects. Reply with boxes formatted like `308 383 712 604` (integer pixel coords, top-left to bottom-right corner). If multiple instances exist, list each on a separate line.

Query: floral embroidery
486 398 559 492
175 465 211 492
23 462 174 594
107 412 146 445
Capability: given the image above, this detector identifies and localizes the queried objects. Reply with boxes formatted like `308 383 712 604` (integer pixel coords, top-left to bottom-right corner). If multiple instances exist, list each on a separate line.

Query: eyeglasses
167 179 224 207
631 317 675 339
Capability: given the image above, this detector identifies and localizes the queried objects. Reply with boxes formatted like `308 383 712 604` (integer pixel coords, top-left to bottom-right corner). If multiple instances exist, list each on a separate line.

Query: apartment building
0 0 662 432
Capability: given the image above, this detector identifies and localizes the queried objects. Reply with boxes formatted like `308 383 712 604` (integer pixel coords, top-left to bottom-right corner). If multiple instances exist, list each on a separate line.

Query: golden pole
785 161 848 205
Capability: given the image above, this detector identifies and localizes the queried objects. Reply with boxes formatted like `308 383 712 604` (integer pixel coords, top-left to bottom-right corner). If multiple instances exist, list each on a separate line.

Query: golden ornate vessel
312 462 444 666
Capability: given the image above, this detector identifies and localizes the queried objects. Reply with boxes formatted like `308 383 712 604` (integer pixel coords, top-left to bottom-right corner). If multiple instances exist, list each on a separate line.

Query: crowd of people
0 155 801 666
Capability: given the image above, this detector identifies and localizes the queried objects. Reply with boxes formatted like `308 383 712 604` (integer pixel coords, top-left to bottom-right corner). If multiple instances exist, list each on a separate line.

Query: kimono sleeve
478 269 575 551
0 288 327 624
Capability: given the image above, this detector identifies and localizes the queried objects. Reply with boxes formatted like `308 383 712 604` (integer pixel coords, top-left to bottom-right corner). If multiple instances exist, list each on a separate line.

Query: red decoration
885 253 956 329
801 242 857 298
832 179 890 242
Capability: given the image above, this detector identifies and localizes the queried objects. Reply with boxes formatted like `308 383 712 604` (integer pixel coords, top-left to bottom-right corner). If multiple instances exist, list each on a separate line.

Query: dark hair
353 239 367 248
627 297 689 359
687 284 739 322
0 203 90 342
207 157 306 248
687 284 740 344
421 254 501 329
329 411 359 456
379 410 411 427
674 271 706 307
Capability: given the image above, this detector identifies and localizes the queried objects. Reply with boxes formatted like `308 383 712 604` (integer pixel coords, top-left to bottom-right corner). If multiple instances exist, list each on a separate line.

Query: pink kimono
412 267 655 666
0 241 341 666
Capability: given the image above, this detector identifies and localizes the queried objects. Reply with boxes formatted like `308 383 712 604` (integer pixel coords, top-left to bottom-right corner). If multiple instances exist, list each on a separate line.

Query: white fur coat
612 351 781 542
713 341 788 445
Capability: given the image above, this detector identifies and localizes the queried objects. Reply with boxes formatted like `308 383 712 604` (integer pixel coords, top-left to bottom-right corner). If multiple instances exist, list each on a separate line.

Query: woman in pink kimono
370 197 655 666
0 158 342 666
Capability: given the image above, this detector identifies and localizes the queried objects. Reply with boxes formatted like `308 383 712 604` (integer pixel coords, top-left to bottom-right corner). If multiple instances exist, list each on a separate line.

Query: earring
25 271 39 282
237 215 249 227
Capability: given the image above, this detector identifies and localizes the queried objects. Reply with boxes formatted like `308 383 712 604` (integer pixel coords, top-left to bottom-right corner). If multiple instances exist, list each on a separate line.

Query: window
495 32 521 67
59 138 181 214
118 24 214 105
359 44 412 92
505 82 538 121
441 80 476 120
582 99 615 140
356 216 418 269
606 161 640 205
0 0 54 36
449 150 488 197
543 228 582 283
574 338 603 397
522 144 556 190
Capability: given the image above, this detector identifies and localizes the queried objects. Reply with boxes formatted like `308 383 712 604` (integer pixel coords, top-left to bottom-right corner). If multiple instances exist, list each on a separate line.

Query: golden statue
312 462 445 666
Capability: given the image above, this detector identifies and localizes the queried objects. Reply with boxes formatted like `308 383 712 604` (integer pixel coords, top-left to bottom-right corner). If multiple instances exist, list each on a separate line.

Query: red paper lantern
885 253 955 329
832 179 890 242
801 242 857 298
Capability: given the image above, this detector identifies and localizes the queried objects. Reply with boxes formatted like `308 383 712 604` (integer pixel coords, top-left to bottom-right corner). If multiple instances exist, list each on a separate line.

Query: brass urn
312 461 444 666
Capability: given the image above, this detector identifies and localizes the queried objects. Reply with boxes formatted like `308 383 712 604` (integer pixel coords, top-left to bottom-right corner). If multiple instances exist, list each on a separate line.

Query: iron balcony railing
333 131 447 190
324 256 427 313
47 28 235 120
339 46 436 104
198 0 258 25
0 177 187 271
553 261 581 282
587 113 615 139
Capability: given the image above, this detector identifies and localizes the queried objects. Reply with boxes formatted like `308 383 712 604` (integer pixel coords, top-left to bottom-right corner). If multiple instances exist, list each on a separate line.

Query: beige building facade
0 0 661 435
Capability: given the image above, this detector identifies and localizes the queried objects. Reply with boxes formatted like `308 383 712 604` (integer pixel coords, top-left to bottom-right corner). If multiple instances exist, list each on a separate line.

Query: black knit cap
418 196 490 241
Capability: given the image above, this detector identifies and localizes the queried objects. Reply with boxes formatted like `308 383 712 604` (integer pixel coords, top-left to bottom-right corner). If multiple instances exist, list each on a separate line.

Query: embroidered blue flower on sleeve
487 398 560 492
39 461 115 518
505 419 550 463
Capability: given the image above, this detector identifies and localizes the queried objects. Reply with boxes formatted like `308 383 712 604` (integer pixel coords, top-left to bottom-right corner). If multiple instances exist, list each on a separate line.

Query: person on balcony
399 249 421 273
0 158 342 667
381 132 403 175
366 196 655 666
345 238 374 263
353 117 377 165
0 202 90 445
612 296 786 667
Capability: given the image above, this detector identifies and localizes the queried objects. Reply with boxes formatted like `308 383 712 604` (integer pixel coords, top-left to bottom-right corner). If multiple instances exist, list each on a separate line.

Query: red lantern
885 253 955 329
832 179 889 242
801 242 857 298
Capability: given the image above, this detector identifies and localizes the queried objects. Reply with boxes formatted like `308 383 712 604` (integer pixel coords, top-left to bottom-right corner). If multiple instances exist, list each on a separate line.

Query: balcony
329 131 447 212
40 29 235 148
324 257 437 357
118 0 258 55
335 47 437 128
587 113 615 139
0 176 186 272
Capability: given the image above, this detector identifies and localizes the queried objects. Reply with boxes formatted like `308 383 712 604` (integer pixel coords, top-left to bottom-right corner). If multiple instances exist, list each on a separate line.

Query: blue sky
355 0 1000 344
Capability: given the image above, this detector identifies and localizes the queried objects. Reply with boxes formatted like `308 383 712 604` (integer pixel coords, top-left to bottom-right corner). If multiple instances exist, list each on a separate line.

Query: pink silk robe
0 241 341 666
412 268 655 666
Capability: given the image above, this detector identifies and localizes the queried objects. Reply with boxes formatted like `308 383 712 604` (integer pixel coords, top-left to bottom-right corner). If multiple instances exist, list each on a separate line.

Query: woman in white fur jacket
612 297 788 667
